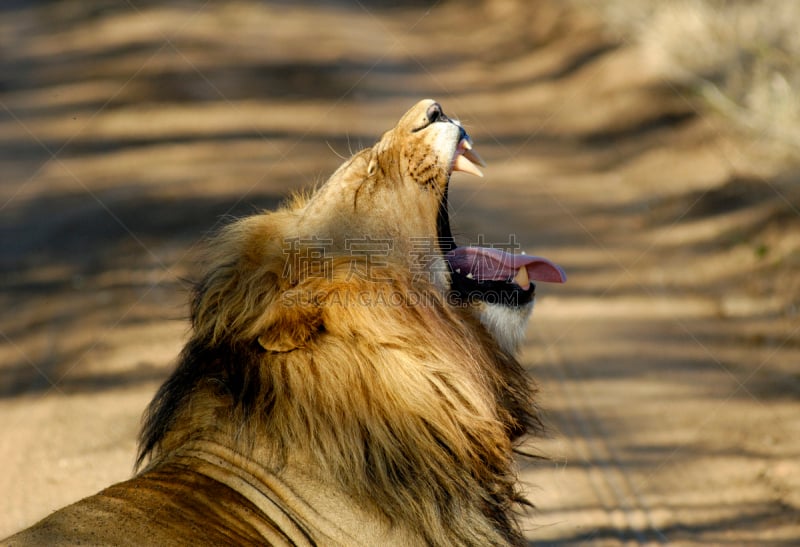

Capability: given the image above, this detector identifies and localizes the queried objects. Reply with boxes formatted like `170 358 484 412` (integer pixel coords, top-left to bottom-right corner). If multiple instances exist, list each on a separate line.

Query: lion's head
135 100 565 546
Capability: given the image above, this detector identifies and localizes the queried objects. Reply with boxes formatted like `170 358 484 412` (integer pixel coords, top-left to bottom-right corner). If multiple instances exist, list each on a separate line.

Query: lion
4 99 565 546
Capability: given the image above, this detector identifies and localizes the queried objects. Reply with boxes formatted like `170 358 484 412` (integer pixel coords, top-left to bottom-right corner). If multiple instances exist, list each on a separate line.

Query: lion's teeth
453 154 483 177
513 266 530 290
455 268 461 274
463 148 486 167
466 272 474 279
453 136 484 176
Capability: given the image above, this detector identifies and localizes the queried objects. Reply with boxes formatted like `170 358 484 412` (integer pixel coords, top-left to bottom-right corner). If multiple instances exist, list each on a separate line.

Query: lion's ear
367 158 378 178
257 333 300 353
256 297 323 353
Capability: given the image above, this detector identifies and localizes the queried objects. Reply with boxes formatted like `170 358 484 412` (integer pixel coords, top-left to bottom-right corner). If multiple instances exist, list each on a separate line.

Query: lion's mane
137 209 541 546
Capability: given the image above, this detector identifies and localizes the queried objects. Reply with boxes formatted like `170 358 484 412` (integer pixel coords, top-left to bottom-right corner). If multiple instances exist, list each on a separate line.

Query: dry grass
575 0 800 156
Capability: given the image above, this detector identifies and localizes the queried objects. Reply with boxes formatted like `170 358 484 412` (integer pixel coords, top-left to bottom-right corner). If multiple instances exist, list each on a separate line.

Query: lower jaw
446 280 535 309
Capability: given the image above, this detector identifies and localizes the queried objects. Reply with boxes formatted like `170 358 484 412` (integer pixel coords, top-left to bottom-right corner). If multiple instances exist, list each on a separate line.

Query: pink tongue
445 246 566 284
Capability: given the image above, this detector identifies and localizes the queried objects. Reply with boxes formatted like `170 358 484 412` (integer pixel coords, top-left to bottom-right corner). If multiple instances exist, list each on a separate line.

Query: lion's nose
426 102 448 124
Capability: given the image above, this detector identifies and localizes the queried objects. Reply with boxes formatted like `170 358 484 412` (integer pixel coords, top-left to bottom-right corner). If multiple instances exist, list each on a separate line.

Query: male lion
5 100 565 546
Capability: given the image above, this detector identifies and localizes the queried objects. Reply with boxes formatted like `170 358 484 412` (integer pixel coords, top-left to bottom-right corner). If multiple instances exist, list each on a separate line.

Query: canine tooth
466 272 474 279
455 268 461 274
453 154 483 177
461 138 472 151
513 266 529 290
463 148 486 167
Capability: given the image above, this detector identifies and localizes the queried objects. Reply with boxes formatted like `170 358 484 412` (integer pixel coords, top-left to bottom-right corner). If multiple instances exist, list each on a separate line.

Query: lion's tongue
445 246 567 290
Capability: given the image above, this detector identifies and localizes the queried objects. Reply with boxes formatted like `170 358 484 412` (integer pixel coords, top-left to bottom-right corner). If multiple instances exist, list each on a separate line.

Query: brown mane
138 225 542 544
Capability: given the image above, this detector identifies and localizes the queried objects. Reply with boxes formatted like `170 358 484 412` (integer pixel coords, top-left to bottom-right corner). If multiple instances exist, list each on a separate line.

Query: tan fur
4 100 541 547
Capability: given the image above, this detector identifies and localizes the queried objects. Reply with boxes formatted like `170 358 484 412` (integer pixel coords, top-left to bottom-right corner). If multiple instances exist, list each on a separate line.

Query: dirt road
1 2 798 544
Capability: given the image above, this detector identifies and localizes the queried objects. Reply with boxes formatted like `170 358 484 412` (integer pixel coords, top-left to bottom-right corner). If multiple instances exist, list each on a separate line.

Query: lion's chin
476 300 535 354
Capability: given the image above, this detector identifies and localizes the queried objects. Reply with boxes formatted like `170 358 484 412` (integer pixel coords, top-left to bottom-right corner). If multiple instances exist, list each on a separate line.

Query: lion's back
4 465 292 547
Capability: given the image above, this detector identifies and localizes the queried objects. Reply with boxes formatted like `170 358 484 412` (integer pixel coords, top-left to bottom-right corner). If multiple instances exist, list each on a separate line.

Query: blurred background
1 1 798 544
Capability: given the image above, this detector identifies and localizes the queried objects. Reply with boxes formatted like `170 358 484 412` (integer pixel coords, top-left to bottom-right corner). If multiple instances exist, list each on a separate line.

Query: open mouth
439 126 566 306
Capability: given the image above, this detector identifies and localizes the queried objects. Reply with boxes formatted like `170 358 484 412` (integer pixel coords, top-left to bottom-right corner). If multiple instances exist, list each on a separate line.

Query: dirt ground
1 1 798 545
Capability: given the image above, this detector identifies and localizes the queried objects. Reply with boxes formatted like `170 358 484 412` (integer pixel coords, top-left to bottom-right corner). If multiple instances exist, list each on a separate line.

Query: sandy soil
1 1 798 544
